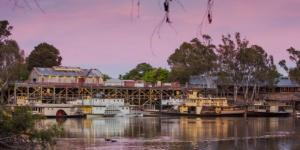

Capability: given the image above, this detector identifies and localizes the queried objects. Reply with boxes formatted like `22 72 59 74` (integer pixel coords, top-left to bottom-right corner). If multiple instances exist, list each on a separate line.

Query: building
275 76 300 92
28 66 103 85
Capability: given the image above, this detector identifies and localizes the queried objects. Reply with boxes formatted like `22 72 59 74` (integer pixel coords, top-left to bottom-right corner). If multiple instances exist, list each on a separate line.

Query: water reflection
41 117 300 150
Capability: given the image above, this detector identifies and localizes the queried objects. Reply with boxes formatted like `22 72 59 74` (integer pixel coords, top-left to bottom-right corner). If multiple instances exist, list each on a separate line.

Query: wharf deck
10 83 213 107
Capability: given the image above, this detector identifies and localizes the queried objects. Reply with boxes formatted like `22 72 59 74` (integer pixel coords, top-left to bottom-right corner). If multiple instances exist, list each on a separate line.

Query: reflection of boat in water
247 100 293 117
79 98 142 117
161 91 244 117
31 103 85 118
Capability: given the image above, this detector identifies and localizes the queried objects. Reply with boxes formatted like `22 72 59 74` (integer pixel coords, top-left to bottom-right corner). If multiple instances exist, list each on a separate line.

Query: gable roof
276 77 300 87
33 66 102 77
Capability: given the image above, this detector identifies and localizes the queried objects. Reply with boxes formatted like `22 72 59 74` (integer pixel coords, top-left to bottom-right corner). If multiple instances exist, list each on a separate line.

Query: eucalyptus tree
0 21 27 103
238 45 279 101
168 36 217 84
217 33 279 102
217 33 248 101
279 47 300 83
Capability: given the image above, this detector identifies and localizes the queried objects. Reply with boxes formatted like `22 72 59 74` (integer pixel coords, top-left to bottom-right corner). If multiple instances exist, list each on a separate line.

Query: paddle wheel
56 109 67 117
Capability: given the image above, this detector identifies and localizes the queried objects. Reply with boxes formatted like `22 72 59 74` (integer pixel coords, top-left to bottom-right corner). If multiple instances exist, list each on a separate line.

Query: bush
0 106 63 149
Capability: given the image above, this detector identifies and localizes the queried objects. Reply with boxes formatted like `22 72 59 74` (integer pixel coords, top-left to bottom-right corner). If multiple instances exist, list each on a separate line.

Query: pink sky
1 0 300 77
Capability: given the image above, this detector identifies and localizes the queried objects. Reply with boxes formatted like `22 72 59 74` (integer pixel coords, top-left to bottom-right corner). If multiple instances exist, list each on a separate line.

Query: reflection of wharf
12 83 209 107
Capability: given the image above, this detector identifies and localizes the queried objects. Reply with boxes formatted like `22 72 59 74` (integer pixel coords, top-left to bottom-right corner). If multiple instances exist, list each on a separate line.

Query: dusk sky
1 0 300 77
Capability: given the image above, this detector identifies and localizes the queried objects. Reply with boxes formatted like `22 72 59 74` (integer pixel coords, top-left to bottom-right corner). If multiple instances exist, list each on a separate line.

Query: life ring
216 107 222 114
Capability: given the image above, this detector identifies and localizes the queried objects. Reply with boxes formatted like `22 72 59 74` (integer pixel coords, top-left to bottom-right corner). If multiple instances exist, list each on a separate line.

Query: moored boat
79 98 141 117
247 100 293 117
31 103 85 118
161 91 245 117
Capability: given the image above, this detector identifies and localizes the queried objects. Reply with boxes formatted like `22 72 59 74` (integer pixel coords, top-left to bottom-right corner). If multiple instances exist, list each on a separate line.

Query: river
41 116 300 150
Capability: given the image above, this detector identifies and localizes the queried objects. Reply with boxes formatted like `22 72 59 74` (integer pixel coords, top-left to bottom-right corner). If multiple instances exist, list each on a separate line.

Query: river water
42 116 300 150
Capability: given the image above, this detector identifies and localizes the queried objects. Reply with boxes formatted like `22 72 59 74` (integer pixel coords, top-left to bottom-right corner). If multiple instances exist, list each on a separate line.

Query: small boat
247 101 293 117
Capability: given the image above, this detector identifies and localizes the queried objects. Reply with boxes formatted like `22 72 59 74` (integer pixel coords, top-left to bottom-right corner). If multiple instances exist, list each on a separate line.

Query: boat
30 103 85 118
161 98 185 111
161 91 245 117
247 100 293 117
79 98 139 117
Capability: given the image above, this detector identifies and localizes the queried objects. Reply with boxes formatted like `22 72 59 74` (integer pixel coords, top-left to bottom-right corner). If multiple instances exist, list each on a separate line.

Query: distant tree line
167 33 293 102
119 32 300 102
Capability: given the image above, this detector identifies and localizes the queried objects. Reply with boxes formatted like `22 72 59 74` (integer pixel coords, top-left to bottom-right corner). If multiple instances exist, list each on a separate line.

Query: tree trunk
234 85 238 102
0 82 8 104
0 87 3 104
256 85 260 100
251 84 256 101
244 85 249 101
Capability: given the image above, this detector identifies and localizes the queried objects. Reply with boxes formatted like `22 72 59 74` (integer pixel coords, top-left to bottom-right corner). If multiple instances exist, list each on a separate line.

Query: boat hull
160 111 244 117
246 111 291 117
46 114 86 118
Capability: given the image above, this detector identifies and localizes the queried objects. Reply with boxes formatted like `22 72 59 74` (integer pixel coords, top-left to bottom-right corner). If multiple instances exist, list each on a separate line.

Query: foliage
167 33 279 101
102 73 112 81
217 33 279 101
122 63 153 80
168 37 217 84
0 20 12 41
122 63 170 83
279 47 300 83
0 107 63 149
27 42 62 71
142 68 169 83
0 21 28 103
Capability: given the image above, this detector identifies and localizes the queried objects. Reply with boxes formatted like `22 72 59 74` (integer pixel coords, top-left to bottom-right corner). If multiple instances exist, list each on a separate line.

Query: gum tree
168 36 217 84
0 20 27 103
279 47 300 83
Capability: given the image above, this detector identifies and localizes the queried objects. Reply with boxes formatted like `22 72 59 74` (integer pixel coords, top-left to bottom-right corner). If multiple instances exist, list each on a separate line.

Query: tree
168 37 217 84
217 33 279 102
279 47 300 83
142 68 170 84
217 33 249 102
0 21 62 149
27 43 62 71
0 20 12 41
102 73 111 81
122 63 153 80
0 106 63 149
238 45 279 101
0 21 27 103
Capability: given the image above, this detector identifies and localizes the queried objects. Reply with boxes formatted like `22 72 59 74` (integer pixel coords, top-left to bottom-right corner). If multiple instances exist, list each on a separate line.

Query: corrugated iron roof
34 66 102 77
276 77 300 87
189 75 300 88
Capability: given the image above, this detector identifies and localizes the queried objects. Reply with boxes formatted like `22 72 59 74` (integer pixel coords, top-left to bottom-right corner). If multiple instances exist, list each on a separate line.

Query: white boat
30 103 85 118
79 98 137 117
161 98 185 111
